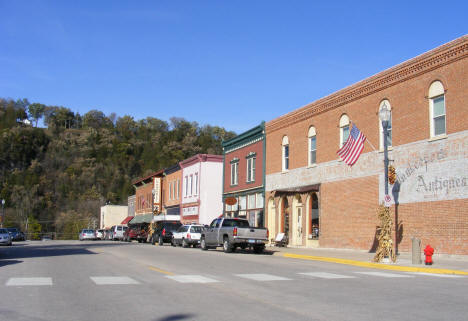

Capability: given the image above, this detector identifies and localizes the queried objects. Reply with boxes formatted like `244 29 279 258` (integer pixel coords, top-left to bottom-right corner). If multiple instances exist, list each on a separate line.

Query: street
1 241 467 321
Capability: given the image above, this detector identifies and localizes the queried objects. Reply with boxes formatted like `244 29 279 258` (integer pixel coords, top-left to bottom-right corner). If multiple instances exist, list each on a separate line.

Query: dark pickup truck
200 218 268 253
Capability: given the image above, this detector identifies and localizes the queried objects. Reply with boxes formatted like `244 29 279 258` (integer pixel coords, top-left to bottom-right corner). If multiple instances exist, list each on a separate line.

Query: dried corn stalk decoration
373 204 396 263
388 165 396 185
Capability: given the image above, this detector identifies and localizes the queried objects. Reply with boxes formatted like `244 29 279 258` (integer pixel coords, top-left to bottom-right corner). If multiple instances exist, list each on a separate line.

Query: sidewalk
268 245 468 275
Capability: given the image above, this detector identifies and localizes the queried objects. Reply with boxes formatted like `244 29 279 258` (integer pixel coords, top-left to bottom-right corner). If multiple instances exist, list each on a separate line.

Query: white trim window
308 126 316 165
189 175 193 196
246 157 256 182
230 161 239 185
339 114 350 148
429 81 446 137
194 173 198 195
184 176 188 197
379 100 392 149
282 136 289 171
168 182 172 200
176 179 180 199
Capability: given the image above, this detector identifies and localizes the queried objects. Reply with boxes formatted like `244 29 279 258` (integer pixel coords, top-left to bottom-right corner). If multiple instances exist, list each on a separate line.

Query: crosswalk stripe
235 274 292 281
355 272 413 278
165 275 219 283
407 272 464 278
90 276 140 285
6 277 53 286
299 272 356 279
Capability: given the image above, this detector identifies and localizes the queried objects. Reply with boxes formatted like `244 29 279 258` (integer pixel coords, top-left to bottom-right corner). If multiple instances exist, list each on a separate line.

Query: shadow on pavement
0 241 128 260
154 314 195 321
0 259 23 267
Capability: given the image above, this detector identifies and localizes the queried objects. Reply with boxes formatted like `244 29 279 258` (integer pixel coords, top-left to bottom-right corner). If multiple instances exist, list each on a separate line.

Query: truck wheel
223 237 233 253
171 237 176 247
253 245 265 254
182 238 188 248
158 236 164 246
200 237 208 251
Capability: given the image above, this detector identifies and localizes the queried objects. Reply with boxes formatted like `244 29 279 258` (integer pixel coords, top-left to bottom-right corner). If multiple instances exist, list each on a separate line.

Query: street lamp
379 102 391 197
1 199 5 228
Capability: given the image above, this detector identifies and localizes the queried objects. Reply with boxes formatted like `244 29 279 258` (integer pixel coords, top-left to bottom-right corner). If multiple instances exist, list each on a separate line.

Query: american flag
337 125 366 166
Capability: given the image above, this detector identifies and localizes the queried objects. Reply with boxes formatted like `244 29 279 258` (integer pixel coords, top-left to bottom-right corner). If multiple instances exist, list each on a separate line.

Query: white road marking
6 277 53 286
235 274 292 281
408 272 464 278
355 272 413 278
165 275 219 283
299 272 356 279
90 276 140 285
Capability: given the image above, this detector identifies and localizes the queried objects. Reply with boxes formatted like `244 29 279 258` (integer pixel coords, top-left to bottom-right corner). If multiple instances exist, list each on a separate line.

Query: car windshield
7 228 18 232
190 226 203 233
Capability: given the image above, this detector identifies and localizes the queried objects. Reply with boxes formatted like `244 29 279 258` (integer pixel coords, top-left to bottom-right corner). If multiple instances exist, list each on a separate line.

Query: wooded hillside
0 98 236 239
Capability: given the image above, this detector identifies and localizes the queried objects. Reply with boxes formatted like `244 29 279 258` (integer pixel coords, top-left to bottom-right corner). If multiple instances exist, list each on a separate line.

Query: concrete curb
281 253 468 275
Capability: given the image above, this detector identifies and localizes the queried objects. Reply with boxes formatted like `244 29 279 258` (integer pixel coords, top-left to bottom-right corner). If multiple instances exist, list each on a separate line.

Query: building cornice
179 154 223 168
266 35 468 133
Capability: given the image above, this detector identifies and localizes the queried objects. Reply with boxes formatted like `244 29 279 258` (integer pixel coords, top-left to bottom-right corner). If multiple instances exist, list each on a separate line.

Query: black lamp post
1 199 4 228
379 102 391 198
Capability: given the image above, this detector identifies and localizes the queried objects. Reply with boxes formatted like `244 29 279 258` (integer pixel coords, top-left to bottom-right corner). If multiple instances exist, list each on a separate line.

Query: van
111 225 127 241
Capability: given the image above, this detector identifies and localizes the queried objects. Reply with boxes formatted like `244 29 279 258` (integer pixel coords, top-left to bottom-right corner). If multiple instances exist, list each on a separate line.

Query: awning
129 213 154 224
274 184 320 195
121 216 134 225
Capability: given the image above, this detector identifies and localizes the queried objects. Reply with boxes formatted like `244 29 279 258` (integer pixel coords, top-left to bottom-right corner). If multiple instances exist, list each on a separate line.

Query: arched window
282 135 289 171
339 114 350 147
429 81 446 137
308 126 316 165
379 100 392 149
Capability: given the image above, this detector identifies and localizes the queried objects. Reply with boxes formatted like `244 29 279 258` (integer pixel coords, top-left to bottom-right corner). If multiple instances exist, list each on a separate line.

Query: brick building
132 170 164 224
222 123 266 227
265 36 468 254
162 163 182 220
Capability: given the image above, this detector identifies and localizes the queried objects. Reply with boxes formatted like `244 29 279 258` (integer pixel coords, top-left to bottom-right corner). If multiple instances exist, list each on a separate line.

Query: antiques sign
381 133 468 204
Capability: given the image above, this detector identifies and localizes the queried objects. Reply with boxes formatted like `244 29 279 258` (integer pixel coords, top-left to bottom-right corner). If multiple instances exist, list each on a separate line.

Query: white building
179 154 223 225
100 205 128 229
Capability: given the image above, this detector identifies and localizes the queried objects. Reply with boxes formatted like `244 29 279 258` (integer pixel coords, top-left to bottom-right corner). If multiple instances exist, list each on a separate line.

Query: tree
28 103 46 127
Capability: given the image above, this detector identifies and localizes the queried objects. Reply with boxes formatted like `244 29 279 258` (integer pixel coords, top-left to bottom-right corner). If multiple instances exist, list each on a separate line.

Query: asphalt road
1 241 467 321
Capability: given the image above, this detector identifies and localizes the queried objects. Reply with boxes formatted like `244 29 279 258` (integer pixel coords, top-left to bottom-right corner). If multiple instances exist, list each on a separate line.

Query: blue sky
1 1 467 133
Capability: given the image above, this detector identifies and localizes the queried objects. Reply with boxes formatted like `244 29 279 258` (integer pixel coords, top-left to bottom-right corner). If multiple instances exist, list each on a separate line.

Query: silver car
0 228 12 246
79 229 95 241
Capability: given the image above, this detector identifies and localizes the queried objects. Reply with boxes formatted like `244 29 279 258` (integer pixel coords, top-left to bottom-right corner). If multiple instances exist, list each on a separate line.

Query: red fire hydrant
424 245 434 265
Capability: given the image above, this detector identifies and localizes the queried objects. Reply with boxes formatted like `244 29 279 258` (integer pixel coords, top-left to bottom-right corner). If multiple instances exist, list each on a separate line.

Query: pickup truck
200 217 268 254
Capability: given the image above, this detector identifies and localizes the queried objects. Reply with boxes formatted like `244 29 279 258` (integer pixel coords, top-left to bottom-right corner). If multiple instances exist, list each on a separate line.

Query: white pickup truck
200 217 268 254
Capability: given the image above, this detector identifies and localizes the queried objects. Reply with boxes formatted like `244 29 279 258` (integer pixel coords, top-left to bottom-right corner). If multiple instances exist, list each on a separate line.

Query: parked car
124 225 149 243
6 228 25 241
79 229 95 241
151 221 182 246
104 228 113 240
200 218 268 253
0 228 12 246
95 229 104 240
111 225 127 241
172 225 203 247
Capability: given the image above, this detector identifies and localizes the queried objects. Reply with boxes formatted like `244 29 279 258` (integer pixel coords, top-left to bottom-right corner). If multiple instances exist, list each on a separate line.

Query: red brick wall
320 176 380 250
164 170 182 208
224 140 264 193
135 183 153 215
266 58 468 175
